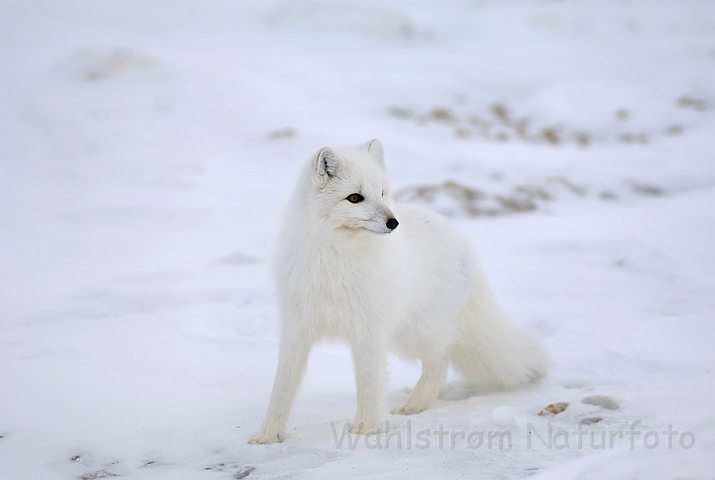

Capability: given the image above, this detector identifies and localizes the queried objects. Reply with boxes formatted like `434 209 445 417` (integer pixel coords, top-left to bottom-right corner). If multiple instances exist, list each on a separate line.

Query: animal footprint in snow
79 470 118 479
538 402 568 416
205 463 255 478
581 395 619 410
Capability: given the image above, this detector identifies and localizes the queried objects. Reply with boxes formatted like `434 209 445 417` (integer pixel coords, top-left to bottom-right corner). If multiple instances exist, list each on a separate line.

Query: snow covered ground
2 1 714 478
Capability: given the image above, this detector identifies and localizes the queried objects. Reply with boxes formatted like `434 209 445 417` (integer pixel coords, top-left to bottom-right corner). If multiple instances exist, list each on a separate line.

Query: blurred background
1 1 714 479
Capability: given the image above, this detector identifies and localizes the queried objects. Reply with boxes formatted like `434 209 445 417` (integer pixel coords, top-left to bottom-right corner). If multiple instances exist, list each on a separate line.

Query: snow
1 0 714 478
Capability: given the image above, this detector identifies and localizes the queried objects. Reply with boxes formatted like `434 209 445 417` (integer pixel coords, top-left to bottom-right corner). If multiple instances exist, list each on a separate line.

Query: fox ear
314 147 339 187
365 139 385 168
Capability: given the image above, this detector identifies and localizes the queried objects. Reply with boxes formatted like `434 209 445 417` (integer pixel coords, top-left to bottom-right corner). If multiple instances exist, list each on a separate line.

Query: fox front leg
248 331 313 444
349 336 387 435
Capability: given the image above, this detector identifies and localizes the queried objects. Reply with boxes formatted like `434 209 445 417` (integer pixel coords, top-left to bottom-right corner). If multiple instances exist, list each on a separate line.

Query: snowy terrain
2 1 715 478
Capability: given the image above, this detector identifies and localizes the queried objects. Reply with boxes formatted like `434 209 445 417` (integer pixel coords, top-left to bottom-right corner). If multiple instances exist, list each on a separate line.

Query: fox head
307 139 398 235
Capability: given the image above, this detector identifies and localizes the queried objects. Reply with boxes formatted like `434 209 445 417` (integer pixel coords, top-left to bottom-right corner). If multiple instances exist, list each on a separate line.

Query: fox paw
349 421 381 435
248 430 287 445
393 402 427 416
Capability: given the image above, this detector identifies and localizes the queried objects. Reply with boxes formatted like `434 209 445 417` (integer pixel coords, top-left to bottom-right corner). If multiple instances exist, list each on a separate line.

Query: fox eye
346 193 364 204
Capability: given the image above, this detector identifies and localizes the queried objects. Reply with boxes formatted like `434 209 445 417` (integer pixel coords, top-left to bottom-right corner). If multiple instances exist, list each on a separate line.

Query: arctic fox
248 140 548 444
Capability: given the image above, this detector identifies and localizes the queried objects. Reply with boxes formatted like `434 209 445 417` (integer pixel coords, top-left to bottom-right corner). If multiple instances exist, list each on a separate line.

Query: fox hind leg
393 355 449 416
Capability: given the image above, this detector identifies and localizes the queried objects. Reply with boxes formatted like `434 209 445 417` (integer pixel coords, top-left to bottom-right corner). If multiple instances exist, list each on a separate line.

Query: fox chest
278 251 396 335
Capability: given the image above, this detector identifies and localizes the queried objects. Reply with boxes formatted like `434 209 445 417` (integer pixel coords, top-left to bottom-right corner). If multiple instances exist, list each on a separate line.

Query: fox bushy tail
450 268 549 391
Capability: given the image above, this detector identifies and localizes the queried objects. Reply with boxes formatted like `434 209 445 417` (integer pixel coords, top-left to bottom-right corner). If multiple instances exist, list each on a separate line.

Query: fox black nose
386 218 399 230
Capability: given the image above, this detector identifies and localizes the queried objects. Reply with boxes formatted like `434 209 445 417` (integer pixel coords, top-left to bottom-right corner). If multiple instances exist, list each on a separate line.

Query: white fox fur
248 139 548 444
